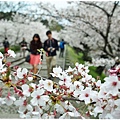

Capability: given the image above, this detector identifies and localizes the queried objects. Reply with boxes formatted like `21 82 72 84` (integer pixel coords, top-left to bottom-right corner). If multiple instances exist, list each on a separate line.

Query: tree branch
110 1 119 16
82 2 110 16
81 19 106 40
104 2 119 56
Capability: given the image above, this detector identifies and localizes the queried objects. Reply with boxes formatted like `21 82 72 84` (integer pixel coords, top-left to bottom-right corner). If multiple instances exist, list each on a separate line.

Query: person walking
59 39 65 58
19 37 28 57
3 37 9 54
29 34 42 74
44 30 59 79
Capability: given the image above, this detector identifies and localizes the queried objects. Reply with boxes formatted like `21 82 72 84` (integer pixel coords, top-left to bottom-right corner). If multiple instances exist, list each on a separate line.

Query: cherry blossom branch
81 1 118 58
62 96 82 102
80 19 106 39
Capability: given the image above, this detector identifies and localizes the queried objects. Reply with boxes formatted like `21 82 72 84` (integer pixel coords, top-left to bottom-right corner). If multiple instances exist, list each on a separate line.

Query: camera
50 47 53 52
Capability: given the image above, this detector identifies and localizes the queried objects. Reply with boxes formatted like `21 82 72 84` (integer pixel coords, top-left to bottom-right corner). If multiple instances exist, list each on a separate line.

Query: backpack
59 41 64 49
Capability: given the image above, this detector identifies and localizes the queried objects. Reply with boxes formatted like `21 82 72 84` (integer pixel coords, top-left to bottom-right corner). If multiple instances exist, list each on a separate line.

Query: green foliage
73 46 92 62
0 48 4 53
0 11 14 20
49 20 64 32
66 45 84 67
0 45 20 53
41 19 64 32
10 45 20 52
89 66 106 82
67 45 106 80
40 19 49 27
82 52 92 62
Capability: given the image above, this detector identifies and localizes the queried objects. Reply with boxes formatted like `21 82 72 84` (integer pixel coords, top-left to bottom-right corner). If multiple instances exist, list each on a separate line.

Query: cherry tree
0 1 31 20
0 2 120 118
0 13 59 45
61 2 120 58
0 20 15 44
35 1 120 59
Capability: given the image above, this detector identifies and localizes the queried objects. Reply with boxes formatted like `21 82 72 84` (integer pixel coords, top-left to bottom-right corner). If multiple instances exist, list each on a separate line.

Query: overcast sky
41 0 69 8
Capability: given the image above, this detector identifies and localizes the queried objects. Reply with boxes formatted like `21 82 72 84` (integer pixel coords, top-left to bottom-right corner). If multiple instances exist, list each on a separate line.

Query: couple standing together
30 30 59 79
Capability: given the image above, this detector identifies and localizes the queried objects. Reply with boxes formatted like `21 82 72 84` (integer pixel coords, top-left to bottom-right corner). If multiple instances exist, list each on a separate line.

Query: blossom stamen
112 82 117 86
48 82 51 86
85 93 89 97
37 95 40 99
23 100 27 106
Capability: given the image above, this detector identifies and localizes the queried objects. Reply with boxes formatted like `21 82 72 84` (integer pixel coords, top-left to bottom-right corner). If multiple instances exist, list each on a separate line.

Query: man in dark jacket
3 37 9 54
19 37 28 57
44 30 59 79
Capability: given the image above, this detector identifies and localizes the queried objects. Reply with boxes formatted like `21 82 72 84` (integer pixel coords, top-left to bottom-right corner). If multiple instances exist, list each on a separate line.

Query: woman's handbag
25 55 30 63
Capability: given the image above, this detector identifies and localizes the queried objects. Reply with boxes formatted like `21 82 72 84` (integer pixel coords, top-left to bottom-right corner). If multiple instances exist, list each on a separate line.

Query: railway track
10 57 26 68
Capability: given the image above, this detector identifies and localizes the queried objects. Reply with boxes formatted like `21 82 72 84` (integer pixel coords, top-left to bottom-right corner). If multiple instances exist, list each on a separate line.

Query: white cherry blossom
5 95 16 106
0 61 5 71
0 98 5 105
31 89 49 106
27 76 33 81
50 66 62 77
59 112 75 119
103 76 120 96
19 111 32 119
21 84 33 97
14 97 33 114
54 103 65 114
16 68 28 79
42 113 55 119
44 80 53 92
79 87 92 104
0 52 4 60
65 66 74 72
7 49 16 58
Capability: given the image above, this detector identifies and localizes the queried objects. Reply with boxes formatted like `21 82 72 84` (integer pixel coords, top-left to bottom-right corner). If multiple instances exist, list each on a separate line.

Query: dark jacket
44 38 59 56
19 40 27 47
3 40 9 48
30 40 42 55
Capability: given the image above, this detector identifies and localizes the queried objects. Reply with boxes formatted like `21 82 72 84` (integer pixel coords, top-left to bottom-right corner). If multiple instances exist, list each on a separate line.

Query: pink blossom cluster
0 51 120 119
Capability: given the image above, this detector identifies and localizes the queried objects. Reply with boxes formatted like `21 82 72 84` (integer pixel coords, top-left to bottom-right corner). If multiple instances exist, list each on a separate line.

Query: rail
62 45 67 70
10 57 26 68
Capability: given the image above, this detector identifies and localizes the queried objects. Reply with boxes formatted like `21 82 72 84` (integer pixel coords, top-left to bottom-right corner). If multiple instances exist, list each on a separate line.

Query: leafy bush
0 45 20 53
